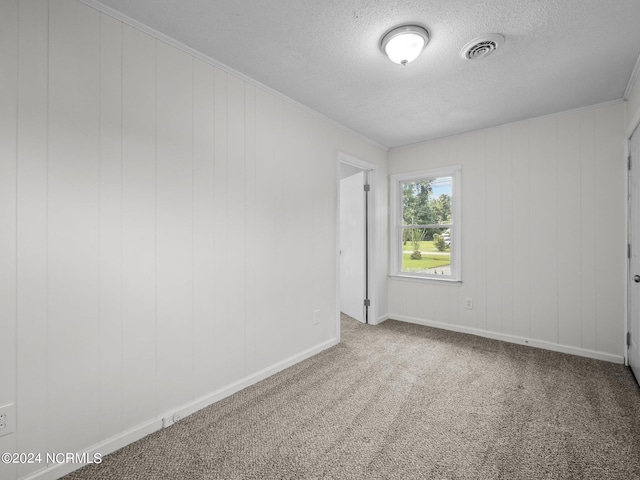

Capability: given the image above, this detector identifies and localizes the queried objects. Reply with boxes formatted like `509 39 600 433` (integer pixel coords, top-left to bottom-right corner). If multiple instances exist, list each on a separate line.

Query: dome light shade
381 25 429 66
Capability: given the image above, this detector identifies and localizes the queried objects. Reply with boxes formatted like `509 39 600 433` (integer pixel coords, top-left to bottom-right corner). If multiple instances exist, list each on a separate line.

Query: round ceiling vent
460 34 505 60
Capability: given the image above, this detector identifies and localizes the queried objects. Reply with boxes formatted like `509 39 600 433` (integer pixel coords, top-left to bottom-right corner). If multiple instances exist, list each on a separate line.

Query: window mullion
404 224 452 229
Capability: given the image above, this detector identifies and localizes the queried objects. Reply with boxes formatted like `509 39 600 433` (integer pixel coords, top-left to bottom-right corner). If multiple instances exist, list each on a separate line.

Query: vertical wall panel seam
191 57 195 400
14 0 21 455
246 84 256 373
97 9 103 432
589 111 598 350
13 0 19 443
243 83 249 376
14 0 20 451
484 133 488 331
591 112 596 350
504 129 507 334
501 129 506 333
553 117 561 345
574 117 582 349
240 79 246 376
153 38 158 416
253 88 257 357
479 133 485 331
580 114 585 350
592 113 597 350
214 64 218 378
239 77 245 376
190 59 194 400
527 125 531 340
45 0 51 458
481 134 486 329
243 83 247 374
224 73 232 374
119 17 124 431
509 127 514 335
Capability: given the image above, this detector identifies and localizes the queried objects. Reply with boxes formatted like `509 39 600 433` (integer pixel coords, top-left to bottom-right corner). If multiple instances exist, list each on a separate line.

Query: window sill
388 273 462 286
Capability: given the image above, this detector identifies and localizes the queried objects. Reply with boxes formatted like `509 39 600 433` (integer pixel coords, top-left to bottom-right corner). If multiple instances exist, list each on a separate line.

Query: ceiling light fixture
380 25 429 66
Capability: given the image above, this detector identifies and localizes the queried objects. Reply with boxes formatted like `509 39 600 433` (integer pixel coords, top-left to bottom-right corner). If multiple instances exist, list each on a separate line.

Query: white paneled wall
98 11 123 442
0 1 388 479
48 0 102 457
0 1 18 480
388 102 627 362
15 2 50 478
120 23 158 432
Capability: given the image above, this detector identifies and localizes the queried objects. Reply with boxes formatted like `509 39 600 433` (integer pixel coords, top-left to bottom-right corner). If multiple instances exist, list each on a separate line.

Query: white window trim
389 165 462 283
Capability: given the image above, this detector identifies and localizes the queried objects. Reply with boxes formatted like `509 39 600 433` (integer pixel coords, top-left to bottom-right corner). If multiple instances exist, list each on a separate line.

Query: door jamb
628 135 632 367
336 152 378 340
627 126 639 367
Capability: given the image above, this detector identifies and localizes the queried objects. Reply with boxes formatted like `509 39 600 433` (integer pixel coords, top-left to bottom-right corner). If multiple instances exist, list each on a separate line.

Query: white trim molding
336 152 380 327
23 338 338 480
390 314 624 364
389 165 462 283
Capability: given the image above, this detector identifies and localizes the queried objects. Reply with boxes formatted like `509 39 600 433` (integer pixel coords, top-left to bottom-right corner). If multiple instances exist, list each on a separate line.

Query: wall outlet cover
0 403 16 438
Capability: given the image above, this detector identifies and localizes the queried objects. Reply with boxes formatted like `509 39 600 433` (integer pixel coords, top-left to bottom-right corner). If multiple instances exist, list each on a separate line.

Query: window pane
402 176 452 226
391 166 460 281
401 227 451 275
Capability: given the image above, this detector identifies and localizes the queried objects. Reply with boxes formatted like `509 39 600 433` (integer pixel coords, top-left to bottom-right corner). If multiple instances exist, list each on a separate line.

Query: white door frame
340 171 367 323
628 127 639 380
336 152 379 338
625 108 640 371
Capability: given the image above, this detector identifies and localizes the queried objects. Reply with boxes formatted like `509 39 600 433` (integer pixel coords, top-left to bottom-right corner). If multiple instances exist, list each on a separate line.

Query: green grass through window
401 240 450 272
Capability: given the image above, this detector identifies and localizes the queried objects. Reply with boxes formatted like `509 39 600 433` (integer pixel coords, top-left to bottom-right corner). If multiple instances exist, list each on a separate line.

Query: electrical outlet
0 403 15 438
465 298 473 310
312 309 320 325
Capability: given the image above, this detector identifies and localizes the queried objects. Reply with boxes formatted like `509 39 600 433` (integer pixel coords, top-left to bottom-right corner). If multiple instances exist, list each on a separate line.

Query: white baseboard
157 337 339 427
390 314 624 364
376 314 390 324
23 338 338 480
22 419 160 480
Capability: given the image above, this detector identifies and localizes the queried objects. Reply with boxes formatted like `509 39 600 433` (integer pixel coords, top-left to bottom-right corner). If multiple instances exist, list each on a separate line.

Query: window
390 166 461 282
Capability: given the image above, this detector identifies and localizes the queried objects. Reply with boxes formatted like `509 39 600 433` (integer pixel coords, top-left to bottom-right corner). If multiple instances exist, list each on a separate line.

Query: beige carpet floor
66 315 640 479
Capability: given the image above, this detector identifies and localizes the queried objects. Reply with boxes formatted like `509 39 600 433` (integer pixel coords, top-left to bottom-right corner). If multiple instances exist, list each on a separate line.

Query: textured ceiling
93 0 640 148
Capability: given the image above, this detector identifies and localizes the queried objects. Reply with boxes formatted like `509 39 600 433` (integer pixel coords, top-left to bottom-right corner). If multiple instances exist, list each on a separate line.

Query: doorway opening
628 127 640 384
337 153 377 331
